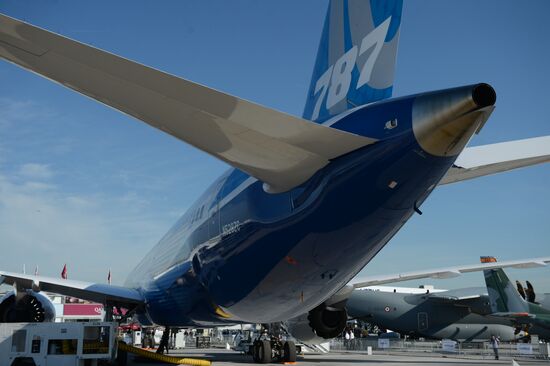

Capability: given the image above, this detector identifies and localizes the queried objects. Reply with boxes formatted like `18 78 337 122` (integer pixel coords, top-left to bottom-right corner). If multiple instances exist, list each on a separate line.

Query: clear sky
0 1 549 295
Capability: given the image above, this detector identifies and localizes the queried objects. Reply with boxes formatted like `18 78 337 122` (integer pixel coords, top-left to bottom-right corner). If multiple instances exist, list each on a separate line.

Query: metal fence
177 332 550 361
329 338 550 361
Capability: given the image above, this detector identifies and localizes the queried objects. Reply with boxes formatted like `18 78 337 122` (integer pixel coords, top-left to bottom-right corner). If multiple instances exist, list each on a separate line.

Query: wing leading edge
0 14 375 193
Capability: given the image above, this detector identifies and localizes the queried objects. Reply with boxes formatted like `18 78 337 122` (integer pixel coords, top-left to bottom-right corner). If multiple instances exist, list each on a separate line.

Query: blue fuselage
125 95 456 327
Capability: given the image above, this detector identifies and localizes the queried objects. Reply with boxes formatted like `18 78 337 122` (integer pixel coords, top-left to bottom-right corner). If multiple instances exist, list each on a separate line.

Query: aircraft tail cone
412 83 496 157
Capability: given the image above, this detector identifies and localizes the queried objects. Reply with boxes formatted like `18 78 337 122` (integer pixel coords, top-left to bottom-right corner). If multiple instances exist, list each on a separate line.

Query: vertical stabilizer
484 268 529 313
303 0 403 123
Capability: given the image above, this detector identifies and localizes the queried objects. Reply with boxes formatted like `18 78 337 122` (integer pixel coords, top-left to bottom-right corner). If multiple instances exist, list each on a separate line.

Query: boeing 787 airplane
0 0 549 360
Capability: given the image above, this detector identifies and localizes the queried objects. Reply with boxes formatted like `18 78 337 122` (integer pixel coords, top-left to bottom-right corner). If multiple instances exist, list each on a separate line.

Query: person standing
344 329 350 349
491 335 500 360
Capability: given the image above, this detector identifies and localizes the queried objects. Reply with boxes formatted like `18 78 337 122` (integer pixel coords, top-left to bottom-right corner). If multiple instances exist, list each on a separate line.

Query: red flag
107 269 111 285
61 264 68 279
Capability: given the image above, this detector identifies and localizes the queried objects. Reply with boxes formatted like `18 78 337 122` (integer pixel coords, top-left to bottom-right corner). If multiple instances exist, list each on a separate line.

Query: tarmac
127 348 550 366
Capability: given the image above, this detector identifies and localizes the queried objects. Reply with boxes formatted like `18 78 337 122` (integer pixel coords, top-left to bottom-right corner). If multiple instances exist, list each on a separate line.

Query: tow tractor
0 321 116 366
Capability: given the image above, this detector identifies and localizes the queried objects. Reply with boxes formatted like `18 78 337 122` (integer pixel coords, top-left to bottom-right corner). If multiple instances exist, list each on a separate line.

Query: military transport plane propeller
0 1 549 362
516 280 537 304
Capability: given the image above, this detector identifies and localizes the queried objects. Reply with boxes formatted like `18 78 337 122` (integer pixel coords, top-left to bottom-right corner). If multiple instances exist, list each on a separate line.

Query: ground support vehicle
0 322 116 366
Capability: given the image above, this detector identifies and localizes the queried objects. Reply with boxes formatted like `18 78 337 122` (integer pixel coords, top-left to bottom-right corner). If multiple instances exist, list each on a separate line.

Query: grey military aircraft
344 257 550 342
287 257 550 344
346 286 520 341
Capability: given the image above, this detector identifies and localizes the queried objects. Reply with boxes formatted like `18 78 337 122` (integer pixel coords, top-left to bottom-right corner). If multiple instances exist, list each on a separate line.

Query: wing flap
440 136 550 185
0 271 143 306
0 14 375 193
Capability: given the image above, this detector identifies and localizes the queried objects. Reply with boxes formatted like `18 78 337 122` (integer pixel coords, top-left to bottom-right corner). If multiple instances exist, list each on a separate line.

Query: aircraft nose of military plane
412 83 496 157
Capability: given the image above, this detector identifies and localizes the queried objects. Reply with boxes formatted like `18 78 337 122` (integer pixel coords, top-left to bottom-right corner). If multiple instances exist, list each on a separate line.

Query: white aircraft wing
352 257 550 289
0 14 374 193
0 271 143 307
440 136 550 185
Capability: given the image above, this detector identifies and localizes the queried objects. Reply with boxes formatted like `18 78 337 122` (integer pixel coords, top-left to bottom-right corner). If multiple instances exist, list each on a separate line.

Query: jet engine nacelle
307 304 347 339
286 315 327 344
286 304 347 343
0 290 56 322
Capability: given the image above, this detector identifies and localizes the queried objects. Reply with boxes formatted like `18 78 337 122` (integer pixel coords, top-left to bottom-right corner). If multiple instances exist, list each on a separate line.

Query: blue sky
0 1 548 294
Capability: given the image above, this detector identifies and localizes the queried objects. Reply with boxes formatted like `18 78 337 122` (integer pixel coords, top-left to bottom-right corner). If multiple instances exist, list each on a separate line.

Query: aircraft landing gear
250 324 297 364
283 340 297 362
252 339 271 363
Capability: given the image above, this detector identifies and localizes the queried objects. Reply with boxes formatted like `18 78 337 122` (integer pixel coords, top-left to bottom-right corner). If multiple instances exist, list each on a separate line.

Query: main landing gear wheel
251 324 297 364
258 340 272 364
283 341 297 362
252 340 261 363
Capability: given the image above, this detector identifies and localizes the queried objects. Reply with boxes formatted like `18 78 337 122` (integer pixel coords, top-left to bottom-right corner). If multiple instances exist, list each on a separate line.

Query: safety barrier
329 338 550 360
118 342 212 365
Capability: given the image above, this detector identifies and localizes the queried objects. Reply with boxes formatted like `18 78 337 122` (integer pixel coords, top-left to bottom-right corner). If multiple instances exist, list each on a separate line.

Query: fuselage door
418 312 428 331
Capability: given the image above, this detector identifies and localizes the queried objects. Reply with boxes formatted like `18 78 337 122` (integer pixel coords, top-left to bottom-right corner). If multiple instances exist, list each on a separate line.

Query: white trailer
0 322 116 366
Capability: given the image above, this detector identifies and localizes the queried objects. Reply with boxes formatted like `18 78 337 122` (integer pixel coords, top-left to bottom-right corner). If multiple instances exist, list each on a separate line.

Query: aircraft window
47 339 77 354
191 206 205 223
209 198 218 210
194 172 225 211
83 326 110 354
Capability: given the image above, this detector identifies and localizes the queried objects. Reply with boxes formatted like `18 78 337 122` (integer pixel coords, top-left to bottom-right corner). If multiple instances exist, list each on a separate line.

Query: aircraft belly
203 135 454 323
138 107 471 325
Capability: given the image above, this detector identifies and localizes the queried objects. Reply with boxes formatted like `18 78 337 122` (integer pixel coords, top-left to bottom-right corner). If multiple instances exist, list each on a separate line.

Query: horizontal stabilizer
0 14 375 193
0 271 143 307
440 136 550 185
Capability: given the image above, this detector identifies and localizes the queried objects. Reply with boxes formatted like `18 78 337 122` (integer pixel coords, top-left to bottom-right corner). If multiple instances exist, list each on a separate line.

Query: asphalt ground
126 348 550 366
